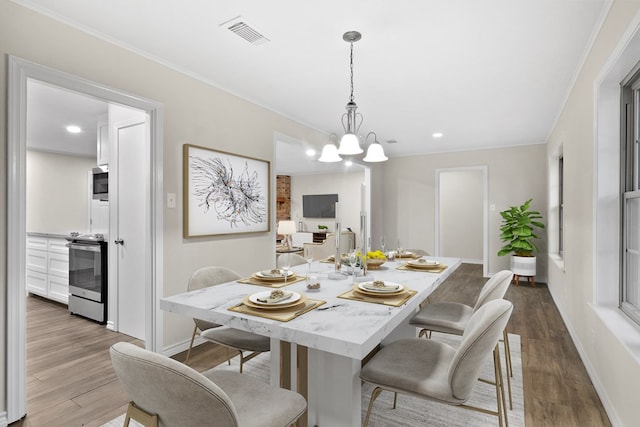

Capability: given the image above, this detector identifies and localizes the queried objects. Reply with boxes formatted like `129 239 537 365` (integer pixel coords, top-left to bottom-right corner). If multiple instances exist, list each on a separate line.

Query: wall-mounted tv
302 194 339 218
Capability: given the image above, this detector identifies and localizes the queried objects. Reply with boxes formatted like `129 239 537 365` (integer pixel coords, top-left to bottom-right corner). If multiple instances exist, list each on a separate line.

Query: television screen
302 194 339 218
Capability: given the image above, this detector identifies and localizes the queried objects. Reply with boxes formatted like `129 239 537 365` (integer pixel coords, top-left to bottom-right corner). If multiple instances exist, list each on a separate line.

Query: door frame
434 166 488 277
6 55 165 422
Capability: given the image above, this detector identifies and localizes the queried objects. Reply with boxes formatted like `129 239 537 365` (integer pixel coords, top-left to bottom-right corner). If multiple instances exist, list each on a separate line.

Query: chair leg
393 392 398 409
363 387 383 427
493 345 508 427
503 330 513 410
185 325 198 364
125 401 158 427
418 328 432 339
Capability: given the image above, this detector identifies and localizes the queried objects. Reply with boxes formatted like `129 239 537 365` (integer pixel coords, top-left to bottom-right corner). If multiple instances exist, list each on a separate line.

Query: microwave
92 166 108 200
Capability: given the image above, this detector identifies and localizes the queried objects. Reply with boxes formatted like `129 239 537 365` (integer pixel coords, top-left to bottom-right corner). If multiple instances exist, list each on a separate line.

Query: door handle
114 239 124 245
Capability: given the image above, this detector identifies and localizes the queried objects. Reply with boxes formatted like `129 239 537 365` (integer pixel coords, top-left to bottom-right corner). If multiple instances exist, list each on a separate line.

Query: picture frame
183 143 271 237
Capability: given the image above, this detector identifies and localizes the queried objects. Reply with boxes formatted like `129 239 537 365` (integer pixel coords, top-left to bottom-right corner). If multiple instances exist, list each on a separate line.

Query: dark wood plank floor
12 264 610 426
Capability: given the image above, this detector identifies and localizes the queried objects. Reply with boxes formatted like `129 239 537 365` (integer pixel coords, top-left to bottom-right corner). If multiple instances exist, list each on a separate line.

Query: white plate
256 269 295 278
249 290 301 306
358 282 404 294
408 259 440 267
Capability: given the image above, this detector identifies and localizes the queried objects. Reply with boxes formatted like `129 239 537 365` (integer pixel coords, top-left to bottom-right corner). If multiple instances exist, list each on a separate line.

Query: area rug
103 333 524 427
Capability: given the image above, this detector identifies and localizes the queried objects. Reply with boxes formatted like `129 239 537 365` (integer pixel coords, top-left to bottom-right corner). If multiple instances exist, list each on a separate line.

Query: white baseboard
547 291 623 427
0 411 8 427
106 320 115 331
161 336 206 357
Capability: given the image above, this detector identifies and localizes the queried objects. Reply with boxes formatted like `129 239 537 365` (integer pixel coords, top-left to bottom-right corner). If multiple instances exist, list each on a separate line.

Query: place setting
228 289 325 321
397 258 448 273
338 279 416 307
237 268 306 288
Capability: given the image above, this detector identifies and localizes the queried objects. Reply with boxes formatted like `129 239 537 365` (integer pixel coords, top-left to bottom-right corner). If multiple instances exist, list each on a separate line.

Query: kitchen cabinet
26 235 69 304
96 118 109 166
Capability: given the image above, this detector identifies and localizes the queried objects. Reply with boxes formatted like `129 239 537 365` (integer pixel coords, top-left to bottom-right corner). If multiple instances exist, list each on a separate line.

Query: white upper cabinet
96 116 109 166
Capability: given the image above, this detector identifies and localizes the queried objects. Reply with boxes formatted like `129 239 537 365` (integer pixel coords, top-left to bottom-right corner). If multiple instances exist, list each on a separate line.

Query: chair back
472 270 513 311
110 342 240 427
277 253 308 268
448 299 513 401
404 248 429 256
188 266 241 331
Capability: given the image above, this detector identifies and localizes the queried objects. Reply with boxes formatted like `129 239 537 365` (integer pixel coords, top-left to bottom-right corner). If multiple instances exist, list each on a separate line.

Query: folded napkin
257 290 293 304
362 280 399 291
260 269 286 277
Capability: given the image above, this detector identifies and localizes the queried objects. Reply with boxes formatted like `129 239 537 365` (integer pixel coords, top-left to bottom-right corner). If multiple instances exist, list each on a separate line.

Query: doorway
6 56 164 423
435 166 488 277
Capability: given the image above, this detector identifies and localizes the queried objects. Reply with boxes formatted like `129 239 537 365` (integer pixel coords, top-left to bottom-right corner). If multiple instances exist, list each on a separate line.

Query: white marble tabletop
161 256 461 360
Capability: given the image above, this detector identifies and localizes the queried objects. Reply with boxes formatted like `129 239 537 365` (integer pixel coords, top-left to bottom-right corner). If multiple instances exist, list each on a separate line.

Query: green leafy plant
318 225 328 230
498 199 545 257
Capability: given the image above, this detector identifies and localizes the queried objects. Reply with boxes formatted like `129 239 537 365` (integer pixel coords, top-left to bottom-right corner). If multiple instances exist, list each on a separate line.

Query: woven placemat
237 275 307 288
396 263 448 273
228 298 325 321
337 286 416 307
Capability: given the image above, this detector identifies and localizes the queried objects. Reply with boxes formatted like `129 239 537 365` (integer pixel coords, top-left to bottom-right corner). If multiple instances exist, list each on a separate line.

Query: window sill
591 304 640 366
549 253 565 272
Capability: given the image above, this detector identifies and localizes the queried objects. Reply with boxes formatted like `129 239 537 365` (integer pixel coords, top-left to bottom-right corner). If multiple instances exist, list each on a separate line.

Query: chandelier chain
349 41 355 103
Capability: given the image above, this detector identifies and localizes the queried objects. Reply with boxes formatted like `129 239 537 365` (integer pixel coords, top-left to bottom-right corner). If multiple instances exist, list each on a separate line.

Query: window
621 70 640 325
559 155 564 259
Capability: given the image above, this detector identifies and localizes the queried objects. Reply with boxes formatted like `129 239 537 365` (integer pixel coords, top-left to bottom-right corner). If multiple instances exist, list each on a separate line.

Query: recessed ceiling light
66 125 82 134
432 132 444 138
305 149 316 157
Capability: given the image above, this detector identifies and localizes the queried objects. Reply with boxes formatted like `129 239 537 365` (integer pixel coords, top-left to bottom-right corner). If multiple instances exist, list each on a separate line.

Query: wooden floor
12 264 610 427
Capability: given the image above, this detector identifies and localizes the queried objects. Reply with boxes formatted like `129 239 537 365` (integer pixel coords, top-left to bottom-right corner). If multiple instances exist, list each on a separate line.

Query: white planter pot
510 255 536 277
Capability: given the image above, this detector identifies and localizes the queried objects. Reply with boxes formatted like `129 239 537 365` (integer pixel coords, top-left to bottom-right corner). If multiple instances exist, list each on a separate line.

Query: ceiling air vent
220 16 270 45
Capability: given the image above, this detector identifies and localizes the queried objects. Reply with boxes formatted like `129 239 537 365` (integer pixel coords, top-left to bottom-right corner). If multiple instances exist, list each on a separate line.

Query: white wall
376 144 547 278
26 150 94 233
291 170 365 235
546 2 640 426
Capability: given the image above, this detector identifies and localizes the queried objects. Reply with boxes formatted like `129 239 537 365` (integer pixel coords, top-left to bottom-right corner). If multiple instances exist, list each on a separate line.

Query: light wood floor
12 264 610 426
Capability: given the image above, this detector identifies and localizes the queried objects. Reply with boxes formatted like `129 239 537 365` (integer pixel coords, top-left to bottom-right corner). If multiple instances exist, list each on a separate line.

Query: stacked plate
355 281 405 297
243 290 306 310
252 269 296 282
406 259 441 270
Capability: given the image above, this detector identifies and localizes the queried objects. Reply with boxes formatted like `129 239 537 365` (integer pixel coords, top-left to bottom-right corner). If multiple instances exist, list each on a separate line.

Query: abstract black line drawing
184 144 270 237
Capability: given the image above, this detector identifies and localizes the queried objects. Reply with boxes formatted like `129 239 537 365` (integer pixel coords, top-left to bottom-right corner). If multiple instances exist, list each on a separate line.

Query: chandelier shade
362 132 388 162
318 143 342 162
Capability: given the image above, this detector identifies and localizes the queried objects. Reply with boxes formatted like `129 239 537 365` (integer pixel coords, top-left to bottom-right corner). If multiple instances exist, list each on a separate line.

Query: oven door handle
66 243 101 252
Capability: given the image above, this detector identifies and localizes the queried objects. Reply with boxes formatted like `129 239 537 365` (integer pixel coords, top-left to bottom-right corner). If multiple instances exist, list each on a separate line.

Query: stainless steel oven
66 233 107 323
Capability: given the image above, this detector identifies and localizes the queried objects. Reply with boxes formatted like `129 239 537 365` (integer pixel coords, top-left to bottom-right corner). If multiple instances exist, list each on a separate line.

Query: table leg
307 348 360 427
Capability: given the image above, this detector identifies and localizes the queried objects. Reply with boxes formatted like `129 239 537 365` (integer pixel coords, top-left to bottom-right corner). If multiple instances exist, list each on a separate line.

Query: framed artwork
183 144 271 237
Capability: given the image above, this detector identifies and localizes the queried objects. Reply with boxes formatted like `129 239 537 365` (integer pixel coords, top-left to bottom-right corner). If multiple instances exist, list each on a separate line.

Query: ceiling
16 0 609 172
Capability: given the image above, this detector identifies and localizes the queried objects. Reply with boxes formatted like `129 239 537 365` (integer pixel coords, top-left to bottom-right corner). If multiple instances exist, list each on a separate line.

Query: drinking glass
280 253 291 285
348 250 359 281
380 236 386 255
397 239 403 257
305 254 314 275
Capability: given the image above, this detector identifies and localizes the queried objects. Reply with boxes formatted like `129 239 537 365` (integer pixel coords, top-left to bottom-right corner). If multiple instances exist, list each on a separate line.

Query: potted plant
498 199 545 279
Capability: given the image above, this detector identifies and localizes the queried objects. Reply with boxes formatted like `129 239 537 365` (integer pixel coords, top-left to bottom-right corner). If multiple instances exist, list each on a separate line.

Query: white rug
103 333 524 427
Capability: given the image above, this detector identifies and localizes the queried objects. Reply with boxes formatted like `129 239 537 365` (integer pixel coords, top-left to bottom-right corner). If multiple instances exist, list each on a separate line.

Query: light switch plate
167 193 176 208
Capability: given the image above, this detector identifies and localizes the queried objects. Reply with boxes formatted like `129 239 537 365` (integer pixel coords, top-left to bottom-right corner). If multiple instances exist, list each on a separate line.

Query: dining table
160 255 461 427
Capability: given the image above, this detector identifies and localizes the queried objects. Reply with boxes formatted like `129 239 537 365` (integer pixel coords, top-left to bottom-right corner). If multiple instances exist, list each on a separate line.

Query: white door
110 107 149 341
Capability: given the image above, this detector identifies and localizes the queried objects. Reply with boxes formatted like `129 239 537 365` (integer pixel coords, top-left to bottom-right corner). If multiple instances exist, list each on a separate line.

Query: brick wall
276 175 291 223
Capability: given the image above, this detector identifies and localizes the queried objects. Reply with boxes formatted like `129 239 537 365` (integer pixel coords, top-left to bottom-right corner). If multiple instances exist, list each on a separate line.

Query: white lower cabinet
26 235 69 304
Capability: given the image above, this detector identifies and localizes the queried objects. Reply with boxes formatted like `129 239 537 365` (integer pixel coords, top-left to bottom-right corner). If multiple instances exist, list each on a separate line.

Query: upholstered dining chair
404 248 429 256
360 299 513 427
409 269 515 409
184 266 270 372
111 342 306 427
277 253 308 268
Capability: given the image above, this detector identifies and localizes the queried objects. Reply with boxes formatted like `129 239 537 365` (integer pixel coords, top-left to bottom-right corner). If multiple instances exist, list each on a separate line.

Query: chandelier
319 31 388 163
